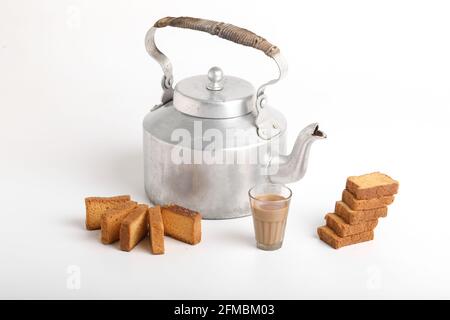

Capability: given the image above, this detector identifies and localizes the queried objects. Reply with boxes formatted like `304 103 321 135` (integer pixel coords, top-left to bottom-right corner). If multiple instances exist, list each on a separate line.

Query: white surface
1 0 450 299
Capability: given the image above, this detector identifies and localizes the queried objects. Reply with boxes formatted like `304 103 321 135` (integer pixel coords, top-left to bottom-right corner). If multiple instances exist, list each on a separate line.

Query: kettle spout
267 123 326 184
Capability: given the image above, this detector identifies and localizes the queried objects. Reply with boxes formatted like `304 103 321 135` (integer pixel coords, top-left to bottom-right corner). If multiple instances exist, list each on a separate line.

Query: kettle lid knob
206 66 224 91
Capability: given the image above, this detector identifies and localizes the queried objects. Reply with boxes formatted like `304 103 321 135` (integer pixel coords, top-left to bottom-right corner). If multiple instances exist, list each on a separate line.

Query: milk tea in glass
248 183 292 251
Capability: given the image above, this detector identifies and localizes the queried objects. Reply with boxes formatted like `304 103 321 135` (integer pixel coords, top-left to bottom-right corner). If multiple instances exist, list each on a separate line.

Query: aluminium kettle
143 16 326 219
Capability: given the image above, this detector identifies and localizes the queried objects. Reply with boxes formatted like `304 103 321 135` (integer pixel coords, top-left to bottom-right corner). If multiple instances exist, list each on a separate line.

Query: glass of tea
248 183 292 251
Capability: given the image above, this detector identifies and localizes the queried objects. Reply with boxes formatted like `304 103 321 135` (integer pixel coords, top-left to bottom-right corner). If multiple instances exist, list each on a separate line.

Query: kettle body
143 102 287 219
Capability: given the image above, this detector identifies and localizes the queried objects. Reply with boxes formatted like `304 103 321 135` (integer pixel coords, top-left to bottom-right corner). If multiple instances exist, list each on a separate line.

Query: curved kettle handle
145 16 288 139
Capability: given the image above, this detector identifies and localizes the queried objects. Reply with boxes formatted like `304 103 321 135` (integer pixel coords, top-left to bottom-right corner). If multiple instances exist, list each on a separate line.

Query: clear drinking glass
248 183 292 251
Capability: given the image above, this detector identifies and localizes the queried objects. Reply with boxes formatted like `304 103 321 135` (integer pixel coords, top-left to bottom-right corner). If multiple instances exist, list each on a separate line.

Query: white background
1 0 450 299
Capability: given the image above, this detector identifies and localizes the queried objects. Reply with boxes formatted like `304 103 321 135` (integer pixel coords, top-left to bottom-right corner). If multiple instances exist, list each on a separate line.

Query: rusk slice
101 201 137 244
85 195 131 230
335 201 387 225
346 172 399 200
148 206 165 255
161 205 202 245
119 204 149 252
325 213 378 237
317 226 374 249
342 189 394 210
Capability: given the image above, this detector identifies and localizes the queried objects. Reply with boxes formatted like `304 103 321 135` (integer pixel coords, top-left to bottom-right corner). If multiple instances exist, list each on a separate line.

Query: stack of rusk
318 172 399 249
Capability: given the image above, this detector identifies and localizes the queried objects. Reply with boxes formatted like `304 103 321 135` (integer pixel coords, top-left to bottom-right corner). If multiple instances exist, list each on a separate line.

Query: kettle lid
173 66 255 119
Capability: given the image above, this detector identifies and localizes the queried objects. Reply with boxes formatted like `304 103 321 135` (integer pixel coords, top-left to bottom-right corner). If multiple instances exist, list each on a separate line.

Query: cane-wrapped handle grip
153 16 280 57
